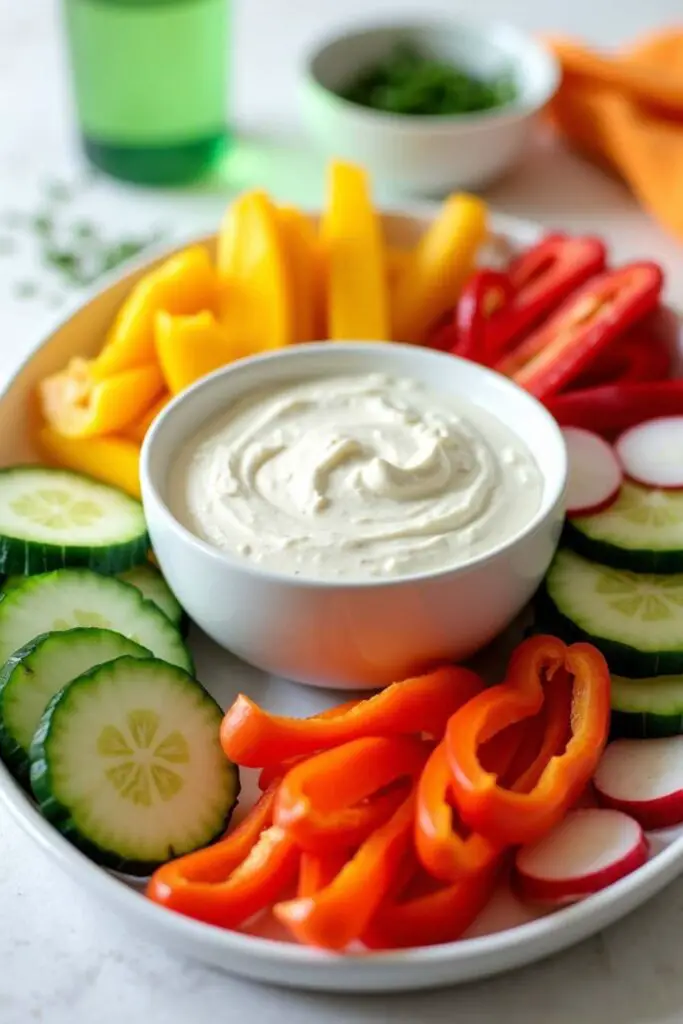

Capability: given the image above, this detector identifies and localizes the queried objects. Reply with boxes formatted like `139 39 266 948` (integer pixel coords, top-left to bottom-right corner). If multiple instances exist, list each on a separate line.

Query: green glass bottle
63 0 230 185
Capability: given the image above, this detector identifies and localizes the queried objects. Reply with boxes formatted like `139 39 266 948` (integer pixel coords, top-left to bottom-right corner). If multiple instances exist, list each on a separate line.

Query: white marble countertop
3 0 683 1021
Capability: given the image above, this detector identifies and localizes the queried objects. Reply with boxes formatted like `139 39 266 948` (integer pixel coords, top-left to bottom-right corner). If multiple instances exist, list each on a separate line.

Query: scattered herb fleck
1 176 166 301
14 281 38 299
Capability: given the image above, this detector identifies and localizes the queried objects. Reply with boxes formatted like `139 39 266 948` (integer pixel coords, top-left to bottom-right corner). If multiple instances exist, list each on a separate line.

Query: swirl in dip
171 373 543 581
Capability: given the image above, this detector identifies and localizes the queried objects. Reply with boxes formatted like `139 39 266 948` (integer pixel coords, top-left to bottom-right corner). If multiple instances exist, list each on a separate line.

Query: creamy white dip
171 373 543 581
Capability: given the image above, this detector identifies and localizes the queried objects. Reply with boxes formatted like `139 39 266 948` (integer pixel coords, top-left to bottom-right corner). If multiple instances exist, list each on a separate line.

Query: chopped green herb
14 281 39 299
341 43 517 117
45 180 74 203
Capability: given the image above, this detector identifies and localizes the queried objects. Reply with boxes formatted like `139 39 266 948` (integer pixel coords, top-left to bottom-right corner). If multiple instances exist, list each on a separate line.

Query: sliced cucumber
0 628 151 783
30 657 240 874
117 564 187 634
0 570 193 673
611 674 683 739
0 466 148 575
564 482 683 573
541 548 683 677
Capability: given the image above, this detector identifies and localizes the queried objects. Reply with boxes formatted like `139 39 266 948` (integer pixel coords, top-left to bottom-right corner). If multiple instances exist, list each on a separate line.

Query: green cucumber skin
0 629 152 788
609 709 683 739
29 658 240 876
562 520 683 574
0 534 149 577
534 590 683 678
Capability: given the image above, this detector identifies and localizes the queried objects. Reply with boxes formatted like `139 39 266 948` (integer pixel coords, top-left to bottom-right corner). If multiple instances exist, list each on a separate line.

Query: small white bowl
299 19 559 196
141 343 567 690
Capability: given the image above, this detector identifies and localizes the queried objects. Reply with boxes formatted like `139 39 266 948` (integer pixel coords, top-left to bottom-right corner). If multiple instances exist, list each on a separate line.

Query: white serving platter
1 208 683 994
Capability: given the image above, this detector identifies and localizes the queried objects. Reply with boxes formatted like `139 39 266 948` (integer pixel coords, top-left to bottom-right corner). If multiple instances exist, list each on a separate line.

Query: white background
2 1 683 1021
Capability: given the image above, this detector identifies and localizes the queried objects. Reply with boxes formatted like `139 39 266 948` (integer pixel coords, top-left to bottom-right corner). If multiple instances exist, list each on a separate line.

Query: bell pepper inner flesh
496 262 663 399
274 736 427 851
445 636 611 846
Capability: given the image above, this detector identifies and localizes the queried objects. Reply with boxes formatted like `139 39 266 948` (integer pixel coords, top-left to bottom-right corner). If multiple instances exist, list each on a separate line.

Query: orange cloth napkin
546 29 683 241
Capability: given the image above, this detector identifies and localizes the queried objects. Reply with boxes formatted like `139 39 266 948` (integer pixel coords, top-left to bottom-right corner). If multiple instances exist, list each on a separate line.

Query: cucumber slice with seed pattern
564 482 683 572
117 564 186 633
542 548 683 677
29 657 239 874
0 467 148 575
0 628 151 784
0 570 193 673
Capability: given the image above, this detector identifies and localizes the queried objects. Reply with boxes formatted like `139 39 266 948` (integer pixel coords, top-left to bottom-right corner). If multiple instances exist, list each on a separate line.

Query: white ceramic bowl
299 19 559 196
141 342 567 690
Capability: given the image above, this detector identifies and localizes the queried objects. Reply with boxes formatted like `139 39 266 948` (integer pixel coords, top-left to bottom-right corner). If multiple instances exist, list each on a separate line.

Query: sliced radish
562 427 623 516
615 416 683 490
594 736 683 830
514 808 648 905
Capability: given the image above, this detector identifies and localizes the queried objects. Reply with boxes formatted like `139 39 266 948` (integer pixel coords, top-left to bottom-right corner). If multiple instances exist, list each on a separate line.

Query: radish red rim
514 808 648 904
594 737 683 831
561 427 623 517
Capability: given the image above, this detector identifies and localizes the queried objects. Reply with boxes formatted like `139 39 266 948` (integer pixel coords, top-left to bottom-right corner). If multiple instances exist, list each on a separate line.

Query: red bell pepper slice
495 262 664 400
274 735 427 851
220 665 483 768
454 269 514 363
545 380 683 439
445 636 611 846
274 792 417 950
146 785 299 929
483 234 607 361
257 699 361 790
297 850 350 898
570 327 671 389
362 854 499 949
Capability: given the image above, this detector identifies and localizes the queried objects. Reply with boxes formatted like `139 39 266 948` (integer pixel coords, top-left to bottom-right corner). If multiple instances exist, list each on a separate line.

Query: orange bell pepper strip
256 699 362 791
39 358 165 439
220 665 483 768
146 785 298 929
154 310 244 395
274 791 416 950
277 206 320 343
274 736 427 852
40 428 141 498
445 636 610 846
362 859 499 949
297 850 349 898
415 744 501 883
93 246 218 379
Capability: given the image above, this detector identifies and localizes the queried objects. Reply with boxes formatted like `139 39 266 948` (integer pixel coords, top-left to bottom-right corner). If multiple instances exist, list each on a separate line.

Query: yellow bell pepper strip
124 392 171 445
320 160 390 341
39 358 165 439
93 246 218 379
445 635 611 846
154 310 244 395
217 190 294 352
40 428 141 498
386 245 413 297
277 206 320 342
220 665 484 767
392 194 488 343
274 791 416 950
